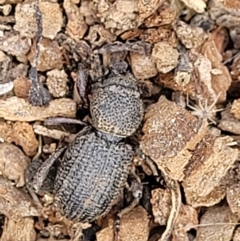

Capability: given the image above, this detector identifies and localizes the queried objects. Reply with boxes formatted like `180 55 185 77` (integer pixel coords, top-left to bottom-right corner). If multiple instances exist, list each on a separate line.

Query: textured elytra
90 73 144 137
54 126 134 222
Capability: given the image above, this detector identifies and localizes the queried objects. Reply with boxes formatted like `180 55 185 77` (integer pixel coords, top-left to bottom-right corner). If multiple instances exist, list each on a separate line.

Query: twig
28 0 50 106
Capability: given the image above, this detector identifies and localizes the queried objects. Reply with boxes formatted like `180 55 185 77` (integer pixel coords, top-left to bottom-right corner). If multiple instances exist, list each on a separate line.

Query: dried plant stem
159 175 181 241
28 0 50 106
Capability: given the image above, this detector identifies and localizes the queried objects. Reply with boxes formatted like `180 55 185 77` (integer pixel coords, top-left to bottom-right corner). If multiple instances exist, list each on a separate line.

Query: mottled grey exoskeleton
27 70 144 224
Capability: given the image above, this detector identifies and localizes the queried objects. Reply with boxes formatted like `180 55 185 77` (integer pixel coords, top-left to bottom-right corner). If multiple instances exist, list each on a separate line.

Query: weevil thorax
90 72 144 138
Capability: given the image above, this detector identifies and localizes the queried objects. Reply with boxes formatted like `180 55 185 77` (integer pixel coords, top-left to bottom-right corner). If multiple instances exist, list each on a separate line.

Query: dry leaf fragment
0 121 39 157
14 1 38 38
96 0 138 34
201 39 232 102
151 42 179 73
0 177 38 221
12 122 39 156
226 183 240 217
140 26 177 45
157 72 195 96
0 143 30 187
46 69 69 98
179 0 206 13
0 33 31 57
63 0 88 40
218 106 240 135
7 63 28 81
230 99 240 120
39 1 63 39
172 205 198 241
13 76 31 98
137 0 163 22
209 0 240 28
85 25 116 48
151 188 171 225
144 4 176 27
183 134 238 206
185 185 226 208
0 217 36 241
140 95 208 180
14 0 62 39
28 38 63 72
0 97 76 122
195 205 238 241
119 206 149 241
174 20 208 49
130 53 158 79
97 206 149 241
193 53 212 98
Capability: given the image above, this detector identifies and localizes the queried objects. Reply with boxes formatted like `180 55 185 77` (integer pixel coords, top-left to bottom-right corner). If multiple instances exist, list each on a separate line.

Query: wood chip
13 76 31 98
27 38 63 72
0 177 39 221
181 184 226 208
130 52 158 79
195 205 238 241
174 20 208 49
0 97 76 122
183 134 238 207
201 38 232 103
172 205 198 241
97 206 149 241
226 183 240 217
0 217 36 241
137 0 164 22
0 143 30 187
14 0 62 39
63 0 88 40
151 42 179 73
231 99 240 120
46 69 69 98
151 188 171 225
218 105 240 135
140 95 208 180
39 1 63 39
0 121 39 156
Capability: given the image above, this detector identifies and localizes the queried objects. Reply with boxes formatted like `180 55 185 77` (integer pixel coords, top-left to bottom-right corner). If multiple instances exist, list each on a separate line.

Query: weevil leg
28 0 50 106
44 117 87 126
114 172 143 241
134 145 160 181
76 63 90 108
28 146 67 193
